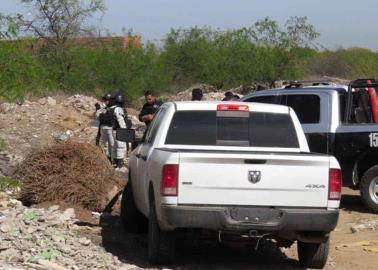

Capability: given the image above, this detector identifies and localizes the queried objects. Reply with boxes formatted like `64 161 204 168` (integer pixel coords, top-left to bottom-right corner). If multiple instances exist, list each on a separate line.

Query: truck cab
241 79 378 212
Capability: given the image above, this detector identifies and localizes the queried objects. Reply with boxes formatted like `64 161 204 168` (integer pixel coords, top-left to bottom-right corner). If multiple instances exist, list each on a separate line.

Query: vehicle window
283 95 320 124
244 95 279 104
165 111 216 145
348 89 373 124
339 93 346 123
165 111 299 148
145 108 166 144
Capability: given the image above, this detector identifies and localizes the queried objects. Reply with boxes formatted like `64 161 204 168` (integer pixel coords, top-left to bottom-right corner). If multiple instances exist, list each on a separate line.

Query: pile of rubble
0 152 23 178
0 192 129 270
0 86 248 177
161 84 246 102
0 94 142 178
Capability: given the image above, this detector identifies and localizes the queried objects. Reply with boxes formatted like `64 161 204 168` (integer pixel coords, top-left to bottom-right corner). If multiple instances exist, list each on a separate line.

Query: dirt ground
67 187 377 270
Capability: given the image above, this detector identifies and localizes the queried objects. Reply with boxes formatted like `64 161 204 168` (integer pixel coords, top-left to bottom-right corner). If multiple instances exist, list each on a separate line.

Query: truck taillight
217 104 249 112
161 164 179 196
329 169 342 200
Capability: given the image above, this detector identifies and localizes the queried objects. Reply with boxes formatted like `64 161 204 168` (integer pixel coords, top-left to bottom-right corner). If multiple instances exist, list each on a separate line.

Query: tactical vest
99 107 129 129
99 107 116 127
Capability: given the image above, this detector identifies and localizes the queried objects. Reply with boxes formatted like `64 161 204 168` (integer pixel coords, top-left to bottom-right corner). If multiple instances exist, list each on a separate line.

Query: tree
0 13 22 39
250 16 319 85
251 16 319 50
20 0 106 85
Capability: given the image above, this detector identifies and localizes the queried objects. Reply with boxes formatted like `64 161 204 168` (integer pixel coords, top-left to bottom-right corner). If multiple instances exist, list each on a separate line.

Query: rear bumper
160 205 339 232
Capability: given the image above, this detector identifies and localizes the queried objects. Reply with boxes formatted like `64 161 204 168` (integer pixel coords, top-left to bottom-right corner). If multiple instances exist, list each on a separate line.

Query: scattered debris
52 132 71 143
364 247 378 253
351 220 378 233
0 192 124 269
0 103 16 114
0 152 23 177
336 240 378 250
46 97 57 106
161 84 245 102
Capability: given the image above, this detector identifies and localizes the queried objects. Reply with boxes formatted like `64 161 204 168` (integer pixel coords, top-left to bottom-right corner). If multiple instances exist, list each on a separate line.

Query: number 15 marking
369 133 378 147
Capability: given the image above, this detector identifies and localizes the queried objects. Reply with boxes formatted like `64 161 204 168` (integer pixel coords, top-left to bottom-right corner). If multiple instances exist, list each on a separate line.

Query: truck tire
120 183 147 233
360 165 378 213
297 238 329 269
148 199 176 265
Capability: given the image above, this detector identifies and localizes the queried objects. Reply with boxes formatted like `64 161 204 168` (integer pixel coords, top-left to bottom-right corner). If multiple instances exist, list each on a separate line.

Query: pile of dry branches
15 142 123 211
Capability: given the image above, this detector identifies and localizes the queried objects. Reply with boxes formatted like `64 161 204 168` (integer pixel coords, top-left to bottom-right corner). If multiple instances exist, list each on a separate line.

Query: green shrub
1 25 378 103
0 40 54 102
0 176 20 191
0 137 6 152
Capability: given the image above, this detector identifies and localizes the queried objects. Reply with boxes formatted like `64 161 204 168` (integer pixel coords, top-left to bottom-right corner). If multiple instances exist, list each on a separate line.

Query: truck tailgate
178 152 330 207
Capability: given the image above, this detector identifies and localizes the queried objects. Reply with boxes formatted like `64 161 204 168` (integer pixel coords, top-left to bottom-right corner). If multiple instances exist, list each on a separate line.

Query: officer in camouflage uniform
111 93 128 168
95 93 113 162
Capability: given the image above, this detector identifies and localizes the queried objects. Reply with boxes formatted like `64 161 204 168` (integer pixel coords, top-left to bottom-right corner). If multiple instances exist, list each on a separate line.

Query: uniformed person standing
95 93 113 162
111 93 127 168
191 88 203 101
138 90 162 126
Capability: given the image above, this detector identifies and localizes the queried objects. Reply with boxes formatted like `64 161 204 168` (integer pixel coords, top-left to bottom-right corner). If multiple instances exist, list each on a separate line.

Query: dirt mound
14 142 123 211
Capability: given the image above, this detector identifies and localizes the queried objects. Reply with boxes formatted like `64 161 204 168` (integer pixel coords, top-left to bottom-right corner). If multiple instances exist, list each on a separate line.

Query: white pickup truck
121 101 341 269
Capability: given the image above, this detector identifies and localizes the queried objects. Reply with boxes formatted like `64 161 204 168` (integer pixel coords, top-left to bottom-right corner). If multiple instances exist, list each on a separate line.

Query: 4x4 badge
248 171 261 184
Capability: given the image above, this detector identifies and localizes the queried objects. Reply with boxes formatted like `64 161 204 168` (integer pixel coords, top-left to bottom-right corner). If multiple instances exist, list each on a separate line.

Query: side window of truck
282 95 321 124
244 95 280 104
144 108 166 144
347 90 373 124
339 93 346 122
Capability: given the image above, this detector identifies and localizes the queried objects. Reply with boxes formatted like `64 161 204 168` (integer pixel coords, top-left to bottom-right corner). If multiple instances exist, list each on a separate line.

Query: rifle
95 122 101 146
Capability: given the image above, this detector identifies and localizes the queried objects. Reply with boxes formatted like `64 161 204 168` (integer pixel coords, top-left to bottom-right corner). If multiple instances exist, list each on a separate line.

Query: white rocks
64 95 99 113
0 195 125 269
0 103 17 114
52 234 66 243
46 97 57 106
0 223 11 233
48 205 60 212
52 132 70 143
38 97 47 105
78 237 91 246
37 97 57 107
351 219 378 233
59 208 76 223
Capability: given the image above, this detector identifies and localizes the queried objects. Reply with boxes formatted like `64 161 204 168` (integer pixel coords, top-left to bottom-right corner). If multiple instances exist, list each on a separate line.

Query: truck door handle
141 155 147 161
135 154 141 158
244 159 267 164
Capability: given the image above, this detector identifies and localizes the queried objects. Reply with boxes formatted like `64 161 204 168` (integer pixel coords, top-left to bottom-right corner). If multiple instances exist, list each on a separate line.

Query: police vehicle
241 79 378 212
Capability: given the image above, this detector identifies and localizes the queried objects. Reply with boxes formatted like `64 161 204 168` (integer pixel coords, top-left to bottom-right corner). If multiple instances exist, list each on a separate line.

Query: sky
2 0 378 50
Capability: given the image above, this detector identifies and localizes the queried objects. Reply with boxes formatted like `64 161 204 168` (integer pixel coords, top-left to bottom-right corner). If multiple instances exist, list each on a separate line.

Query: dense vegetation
0 2 377 102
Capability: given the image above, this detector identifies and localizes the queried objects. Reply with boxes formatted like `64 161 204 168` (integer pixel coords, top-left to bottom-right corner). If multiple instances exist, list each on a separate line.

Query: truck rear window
165 111 299 148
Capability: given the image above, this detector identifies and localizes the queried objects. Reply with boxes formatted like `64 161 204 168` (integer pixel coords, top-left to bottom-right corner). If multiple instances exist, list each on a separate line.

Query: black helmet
102 93 112 101
113 93 125 105
191 88 203 101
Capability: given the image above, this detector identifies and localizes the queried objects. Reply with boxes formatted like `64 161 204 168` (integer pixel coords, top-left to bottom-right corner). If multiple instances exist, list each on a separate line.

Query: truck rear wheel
360 165 378 213
148 199 176 265
297 238 329 269
120 183 147 233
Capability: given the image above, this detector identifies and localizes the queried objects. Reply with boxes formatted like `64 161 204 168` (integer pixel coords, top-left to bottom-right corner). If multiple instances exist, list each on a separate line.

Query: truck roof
171 101 290 114
245 86 348 97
